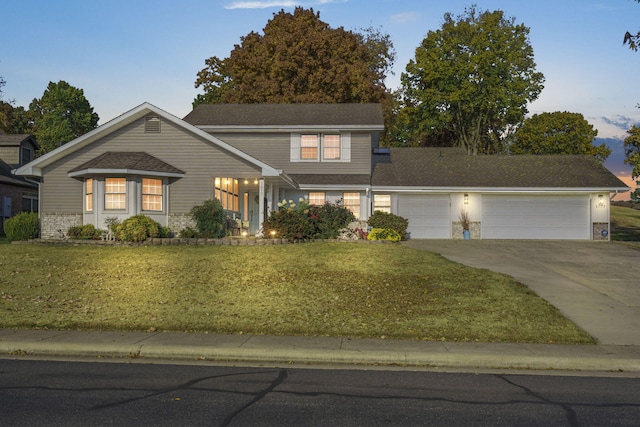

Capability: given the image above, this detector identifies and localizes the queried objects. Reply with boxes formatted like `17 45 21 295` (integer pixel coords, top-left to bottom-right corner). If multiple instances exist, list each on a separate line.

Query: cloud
587 115 640 139
225 0 344 9
389 12 420 24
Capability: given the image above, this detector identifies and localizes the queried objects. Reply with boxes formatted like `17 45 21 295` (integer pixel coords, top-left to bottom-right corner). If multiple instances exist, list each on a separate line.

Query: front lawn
0 242 594 344
611 205 640 242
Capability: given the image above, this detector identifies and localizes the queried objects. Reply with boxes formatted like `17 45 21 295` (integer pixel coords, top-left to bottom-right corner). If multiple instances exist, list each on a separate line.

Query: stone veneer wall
592 222 609 241
168 213 196 235
452 221 481 239
40 213 82 239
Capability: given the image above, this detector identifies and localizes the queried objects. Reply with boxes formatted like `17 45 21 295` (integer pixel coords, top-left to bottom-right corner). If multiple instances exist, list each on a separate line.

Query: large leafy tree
510 111 610 162
28 80 99 154
396 6 544 154
194 7 394 106
624 125 640 200
624 0 640 51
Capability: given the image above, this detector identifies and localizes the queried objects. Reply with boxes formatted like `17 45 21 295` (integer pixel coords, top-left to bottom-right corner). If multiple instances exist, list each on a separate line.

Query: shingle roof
0 134 39 149
372 147 628 189
68 152 185 175
289 174 370 186
183 104 384 128
0 158 37 188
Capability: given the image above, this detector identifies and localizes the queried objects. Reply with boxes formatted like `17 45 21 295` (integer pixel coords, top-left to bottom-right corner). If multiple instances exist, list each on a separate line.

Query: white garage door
482 195 590 240
398 194 450 239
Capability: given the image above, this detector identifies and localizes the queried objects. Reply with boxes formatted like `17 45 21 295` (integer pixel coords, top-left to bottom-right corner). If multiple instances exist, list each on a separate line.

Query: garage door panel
398 195 450 239
482 195 589 240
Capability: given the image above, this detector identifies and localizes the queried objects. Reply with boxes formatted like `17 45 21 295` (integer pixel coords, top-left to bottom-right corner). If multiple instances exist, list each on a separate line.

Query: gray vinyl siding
40 117 263 214
211 132 372 175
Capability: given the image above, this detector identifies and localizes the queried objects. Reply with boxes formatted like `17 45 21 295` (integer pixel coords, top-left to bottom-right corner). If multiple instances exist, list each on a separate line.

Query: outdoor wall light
597 194 605 208
254 179 259 184
244 179 249 185
464 194 469 204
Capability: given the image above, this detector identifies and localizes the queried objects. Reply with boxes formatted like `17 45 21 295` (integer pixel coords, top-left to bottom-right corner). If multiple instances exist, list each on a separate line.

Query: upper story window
291 133 350 163
105 178 126 210
142 178 163 211
20 146 33 166
323 135 341 160
300 135 319 160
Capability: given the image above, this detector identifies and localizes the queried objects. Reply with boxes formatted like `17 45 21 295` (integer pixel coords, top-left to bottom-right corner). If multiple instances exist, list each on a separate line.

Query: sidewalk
1 329 639 373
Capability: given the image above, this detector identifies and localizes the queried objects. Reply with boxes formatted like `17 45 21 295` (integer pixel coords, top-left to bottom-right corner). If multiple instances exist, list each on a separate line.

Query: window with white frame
300 135 319 160
373 194 391 213
308 192 325 206
322 134 341 160
105 178 126 210
343 192 360 218
291 133 350 162
142 178 163 211
85 178 93 211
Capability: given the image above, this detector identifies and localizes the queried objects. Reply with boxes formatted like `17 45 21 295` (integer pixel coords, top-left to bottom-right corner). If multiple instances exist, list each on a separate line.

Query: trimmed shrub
190 199 227 238
263 206 315 242
367 228 401 242
4 212 39 242
311 201 355 239
179 227 199 238
67 224 102 240
368 211 409 240
113 215 160 242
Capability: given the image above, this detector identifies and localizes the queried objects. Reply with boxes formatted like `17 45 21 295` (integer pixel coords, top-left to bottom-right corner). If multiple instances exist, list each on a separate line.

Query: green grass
611 205 640 242
0 242 593 344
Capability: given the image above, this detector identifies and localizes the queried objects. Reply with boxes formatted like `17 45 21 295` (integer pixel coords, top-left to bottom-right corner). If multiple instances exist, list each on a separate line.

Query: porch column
257 178 265 237
266 182 273 216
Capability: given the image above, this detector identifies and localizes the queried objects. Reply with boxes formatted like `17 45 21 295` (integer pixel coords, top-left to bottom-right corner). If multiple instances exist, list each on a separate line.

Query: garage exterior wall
389 191 611 241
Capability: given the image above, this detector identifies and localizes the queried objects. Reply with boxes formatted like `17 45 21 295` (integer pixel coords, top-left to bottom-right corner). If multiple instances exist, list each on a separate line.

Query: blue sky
2 0 639 192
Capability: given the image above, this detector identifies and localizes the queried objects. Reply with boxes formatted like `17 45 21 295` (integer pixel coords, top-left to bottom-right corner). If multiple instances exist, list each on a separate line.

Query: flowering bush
367 227 401 242
338 221 369 241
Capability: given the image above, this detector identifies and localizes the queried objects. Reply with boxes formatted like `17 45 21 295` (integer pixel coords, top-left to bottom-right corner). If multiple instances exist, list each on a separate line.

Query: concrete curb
1 329 639 373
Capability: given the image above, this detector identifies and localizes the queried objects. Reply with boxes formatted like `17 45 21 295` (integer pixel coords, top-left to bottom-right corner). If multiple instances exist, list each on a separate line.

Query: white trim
69 168 185 178
196 125 384 132
371 186 630 194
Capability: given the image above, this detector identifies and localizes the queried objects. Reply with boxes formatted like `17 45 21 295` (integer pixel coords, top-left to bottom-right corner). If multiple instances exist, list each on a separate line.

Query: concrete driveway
402 240 640 346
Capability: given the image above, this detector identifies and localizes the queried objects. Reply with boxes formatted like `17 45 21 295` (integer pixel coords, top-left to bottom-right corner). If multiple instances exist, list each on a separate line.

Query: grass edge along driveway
0 242 594 344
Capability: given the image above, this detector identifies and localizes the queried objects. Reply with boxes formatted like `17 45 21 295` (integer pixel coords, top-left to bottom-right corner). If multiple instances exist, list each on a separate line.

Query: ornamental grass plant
0 242 593 344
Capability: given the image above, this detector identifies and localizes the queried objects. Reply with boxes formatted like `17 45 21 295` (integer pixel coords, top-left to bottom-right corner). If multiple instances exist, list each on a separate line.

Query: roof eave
196 125 385 133
68 168 185 179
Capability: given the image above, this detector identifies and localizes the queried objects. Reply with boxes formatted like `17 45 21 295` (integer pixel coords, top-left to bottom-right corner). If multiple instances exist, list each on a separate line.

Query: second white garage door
398 194 451 239
482 195 590 240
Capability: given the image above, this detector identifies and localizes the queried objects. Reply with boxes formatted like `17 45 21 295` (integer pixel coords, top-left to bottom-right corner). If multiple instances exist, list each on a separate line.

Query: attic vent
145 116 161 133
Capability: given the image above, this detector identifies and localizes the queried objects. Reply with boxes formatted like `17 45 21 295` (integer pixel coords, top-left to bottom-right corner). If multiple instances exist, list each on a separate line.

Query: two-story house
13 102 628 240
0 133 39 232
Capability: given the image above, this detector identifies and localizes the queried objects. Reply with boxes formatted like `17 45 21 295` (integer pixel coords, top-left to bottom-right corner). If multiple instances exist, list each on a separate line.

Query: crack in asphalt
220 368 288 427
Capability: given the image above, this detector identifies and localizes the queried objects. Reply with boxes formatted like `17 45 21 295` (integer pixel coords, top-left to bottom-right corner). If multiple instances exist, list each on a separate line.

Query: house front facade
14 102 629 240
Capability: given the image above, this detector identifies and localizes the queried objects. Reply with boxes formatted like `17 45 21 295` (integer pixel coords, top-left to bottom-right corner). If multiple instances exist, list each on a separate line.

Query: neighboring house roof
183 104 385 131
13 103 284 179
68 152 185 178
0 158 37 188
372 147 629 191
0 134 39 150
